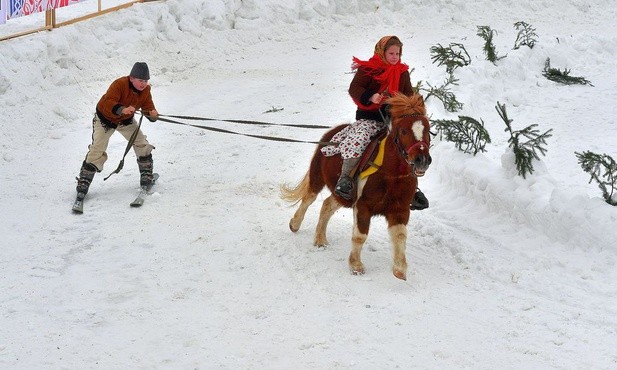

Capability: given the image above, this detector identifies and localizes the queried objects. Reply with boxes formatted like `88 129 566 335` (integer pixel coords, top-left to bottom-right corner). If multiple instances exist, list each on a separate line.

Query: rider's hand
121 106 136 115
370 93 384 104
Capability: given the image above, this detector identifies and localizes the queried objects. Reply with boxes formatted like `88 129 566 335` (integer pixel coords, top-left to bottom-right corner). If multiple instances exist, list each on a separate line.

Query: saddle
350 128 389 181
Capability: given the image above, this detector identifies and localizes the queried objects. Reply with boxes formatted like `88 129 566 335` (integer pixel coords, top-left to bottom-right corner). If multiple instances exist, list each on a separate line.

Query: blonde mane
385 93 426 118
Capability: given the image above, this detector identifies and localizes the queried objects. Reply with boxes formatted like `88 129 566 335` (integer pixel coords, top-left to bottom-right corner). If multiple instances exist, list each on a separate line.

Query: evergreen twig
542 58 593 86
264 106 284 113
430 43 471 73
575 151 617 205
513 21 538 49
497 101 552 178
477 26 506 64
421 73 464 112
432 116 491 155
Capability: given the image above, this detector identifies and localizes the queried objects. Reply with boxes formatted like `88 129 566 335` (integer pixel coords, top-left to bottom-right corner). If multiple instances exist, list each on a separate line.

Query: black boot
334 157 359 200
76 161 97 199
335 175 353 200
411 188 429 210
137 154 154 187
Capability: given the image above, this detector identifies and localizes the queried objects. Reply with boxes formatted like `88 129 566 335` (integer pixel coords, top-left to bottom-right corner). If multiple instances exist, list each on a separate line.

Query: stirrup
335 176 353 200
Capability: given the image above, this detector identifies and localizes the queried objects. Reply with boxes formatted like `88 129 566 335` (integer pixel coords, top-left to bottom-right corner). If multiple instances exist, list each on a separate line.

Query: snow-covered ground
1 0 616 368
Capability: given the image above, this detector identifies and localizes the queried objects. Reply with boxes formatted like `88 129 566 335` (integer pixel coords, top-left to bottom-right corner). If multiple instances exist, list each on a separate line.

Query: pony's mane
385 93 426 118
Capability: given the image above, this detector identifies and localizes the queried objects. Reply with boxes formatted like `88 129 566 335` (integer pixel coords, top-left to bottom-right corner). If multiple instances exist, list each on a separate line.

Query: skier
74 62 159 202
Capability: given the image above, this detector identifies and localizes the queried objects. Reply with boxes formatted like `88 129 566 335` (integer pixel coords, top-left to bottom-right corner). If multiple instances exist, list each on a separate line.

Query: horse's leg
289 191 318 232
349 207 370 275
314 195 342 247
388 223 408 280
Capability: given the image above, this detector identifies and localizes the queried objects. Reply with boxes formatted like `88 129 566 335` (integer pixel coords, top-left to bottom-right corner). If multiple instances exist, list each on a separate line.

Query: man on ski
74 62 159 202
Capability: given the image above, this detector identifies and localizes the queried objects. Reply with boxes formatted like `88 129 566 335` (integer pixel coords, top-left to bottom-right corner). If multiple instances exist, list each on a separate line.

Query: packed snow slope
1 0 616 369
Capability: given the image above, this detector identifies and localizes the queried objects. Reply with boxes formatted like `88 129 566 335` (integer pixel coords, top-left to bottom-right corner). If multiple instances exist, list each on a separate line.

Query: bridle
391 114 430 166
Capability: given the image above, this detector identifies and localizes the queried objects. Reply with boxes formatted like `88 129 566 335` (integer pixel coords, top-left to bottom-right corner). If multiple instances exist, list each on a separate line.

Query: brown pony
281 93 431 280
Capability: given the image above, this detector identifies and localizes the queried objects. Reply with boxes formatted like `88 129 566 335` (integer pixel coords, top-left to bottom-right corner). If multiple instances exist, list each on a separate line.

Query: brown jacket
96 76 156 127
349 68 414 122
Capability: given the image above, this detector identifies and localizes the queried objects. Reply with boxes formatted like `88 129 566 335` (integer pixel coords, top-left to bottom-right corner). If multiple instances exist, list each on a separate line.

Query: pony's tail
280 171 310 205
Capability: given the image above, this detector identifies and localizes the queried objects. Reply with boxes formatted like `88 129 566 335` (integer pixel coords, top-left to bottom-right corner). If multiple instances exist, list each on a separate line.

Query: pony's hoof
314 236 329 247
393 269 407 280
289 221 299 233
350 263 365 276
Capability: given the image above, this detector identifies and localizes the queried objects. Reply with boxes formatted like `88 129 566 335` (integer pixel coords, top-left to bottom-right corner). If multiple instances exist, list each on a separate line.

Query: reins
158 115 337 146
158 113 332 130
103 111 338 179
155 114 336 145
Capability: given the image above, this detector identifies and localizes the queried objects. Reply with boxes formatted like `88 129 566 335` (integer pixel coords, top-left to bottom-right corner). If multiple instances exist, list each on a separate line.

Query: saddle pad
359 138 387 179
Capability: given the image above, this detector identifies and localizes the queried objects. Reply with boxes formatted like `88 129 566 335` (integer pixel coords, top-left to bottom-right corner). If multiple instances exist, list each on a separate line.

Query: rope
158 113 332 129
155 114 337 146
103 113 145 181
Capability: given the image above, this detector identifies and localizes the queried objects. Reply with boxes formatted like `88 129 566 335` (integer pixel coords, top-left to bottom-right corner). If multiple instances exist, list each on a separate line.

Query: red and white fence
1 0 150 41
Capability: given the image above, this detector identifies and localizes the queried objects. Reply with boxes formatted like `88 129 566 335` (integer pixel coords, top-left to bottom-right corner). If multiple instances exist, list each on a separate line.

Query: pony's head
385 93 432 177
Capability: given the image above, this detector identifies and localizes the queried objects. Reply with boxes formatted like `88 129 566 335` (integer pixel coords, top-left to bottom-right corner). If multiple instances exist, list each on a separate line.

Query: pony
280 93 431 280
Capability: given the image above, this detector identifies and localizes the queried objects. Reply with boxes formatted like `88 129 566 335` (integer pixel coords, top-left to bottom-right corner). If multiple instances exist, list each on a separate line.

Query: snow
1 0 617 368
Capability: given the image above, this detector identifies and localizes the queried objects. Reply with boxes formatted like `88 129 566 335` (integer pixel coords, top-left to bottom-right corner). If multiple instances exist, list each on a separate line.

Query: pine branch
497 101 553 178
513 21 538 49
542 58 593 86
432 116 491 155
429 43 471 73
263 106 284 113
421 73 464 113
413 80 422 95
575 151 617 205
477 26 506 64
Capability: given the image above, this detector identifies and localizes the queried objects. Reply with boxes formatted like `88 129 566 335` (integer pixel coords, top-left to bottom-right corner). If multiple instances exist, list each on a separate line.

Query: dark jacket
348 68 414 122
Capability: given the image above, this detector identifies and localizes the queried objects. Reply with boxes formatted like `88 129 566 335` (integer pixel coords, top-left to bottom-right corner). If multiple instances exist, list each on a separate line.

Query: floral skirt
321 119 386 159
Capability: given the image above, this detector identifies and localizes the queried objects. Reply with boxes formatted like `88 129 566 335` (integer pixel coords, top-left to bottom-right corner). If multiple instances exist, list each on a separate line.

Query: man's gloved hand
145 109 159 122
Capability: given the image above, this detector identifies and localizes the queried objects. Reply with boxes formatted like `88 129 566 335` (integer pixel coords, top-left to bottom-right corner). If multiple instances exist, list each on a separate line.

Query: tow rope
104 113 145 181
103 112 338 180
155 113 337 146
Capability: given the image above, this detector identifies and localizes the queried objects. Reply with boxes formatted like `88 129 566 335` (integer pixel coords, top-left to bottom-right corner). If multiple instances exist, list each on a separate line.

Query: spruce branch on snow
432 116 491 155
430 42 471 73
421 73 464 112
497 101 553 179
513 21 538 49
263 106 284 113
542 58 593 86
477 26 506 64
575 151 617 206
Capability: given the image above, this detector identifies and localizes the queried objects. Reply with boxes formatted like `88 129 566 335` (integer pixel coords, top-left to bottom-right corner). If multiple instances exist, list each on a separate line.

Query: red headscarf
351 36 409 110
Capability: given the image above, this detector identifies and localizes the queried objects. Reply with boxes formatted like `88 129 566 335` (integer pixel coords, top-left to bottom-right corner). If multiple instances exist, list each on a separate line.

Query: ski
130 173 159 207
72 193 86 214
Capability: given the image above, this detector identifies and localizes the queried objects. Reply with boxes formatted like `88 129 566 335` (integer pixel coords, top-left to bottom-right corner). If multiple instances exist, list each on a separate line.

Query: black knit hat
130 62 150 80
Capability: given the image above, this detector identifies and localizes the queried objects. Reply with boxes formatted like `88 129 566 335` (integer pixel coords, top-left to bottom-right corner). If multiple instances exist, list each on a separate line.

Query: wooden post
1 0 147 42
45 9 56 30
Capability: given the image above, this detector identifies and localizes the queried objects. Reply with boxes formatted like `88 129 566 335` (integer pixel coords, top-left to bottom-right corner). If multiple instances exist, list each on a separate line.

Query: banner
7 0 84 20
1 0 7 25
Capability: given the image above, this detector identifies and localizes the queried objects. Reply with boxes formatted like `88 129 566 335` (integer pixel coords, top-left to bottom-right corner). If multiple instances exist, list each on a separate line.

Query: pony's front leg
314 195 342 247
349 208 370 275
289 192 318 232
388 224 408 280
